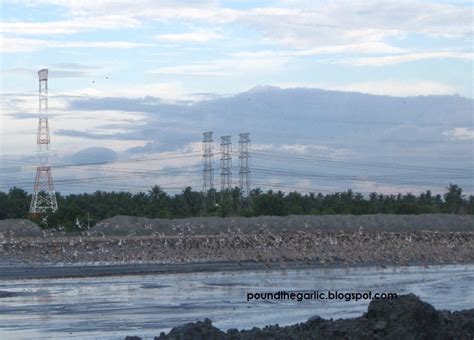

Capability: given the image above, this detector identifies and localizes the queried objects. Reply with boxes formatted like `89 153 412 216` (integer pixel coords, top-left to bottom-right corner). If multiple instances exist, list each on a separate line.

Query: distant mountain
194 85 471 125
67 85 473 166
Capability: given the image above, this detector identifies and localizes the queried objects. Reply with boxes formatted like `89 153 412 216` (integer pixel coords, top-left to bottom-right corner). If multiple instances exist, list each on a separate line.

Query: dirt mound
91 214 474 236
0 219 43 237
155 319 226 339
132 294 474 339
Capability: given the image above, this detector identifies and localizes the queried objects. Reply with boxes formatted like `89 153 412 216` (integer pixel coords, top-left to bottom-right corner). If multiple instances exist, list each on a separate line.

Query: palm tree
444 183 463 214
148 185 166 202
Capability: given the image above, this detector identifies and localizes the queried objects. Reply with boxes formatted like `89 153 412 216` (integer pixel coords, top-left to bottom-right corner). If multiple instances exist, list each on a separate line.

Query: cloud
50 63 102 70
343 51 474 66
149 65 229 77
4 0 471 53
126 138 197 154
0 36 154 53
232 42 406 59
148 55 289 78
273 80 457 97
333 80 458 97
254 143 349 158
0 15 139 35
3 85 473 194
7 112 58 119
443 128 474 141
65 147 119 164
351 180 428 195
55 129 144 141
3 66 101 78
235 1 471 49
155 31 221 43
61 82 190 101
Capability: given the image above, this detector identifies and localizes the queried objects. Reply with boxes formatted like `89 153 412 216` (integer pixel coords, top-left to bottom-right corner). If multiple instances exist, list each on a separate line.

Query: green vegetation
0 184 472 230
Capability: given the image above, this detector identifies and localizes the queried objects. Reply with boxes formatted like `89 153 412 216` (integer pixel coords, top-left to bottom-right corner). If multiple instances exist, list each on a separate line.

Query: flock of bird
1 227 472 267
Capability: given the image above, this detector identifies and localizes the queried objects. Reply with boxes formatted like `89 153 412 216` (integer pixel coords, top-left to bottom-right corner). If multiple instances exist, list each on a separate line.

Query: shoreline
0 259 471 280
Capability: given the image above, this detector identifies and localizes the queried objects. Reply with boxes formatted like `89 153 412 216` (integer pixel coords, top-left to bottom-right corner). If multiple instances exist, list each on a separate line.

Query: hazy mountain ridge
65 85 473 157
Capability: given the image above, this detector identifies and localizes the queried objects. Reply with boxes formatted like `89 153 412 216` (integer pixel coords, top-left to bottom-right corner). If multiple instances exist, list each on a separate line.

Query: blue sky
0 0 473 195
1 0 472 97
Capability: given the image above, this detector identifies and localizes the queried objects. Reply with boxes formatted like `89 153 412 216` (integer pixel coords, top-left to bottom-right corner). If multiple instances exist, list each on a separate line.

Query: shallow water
0 264 473 339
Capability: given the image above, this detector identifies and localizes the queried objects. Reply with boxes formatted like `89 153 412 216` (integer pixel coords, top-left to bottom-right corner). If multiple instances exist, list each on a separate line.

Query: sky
1 0 473 98
0 0 473 195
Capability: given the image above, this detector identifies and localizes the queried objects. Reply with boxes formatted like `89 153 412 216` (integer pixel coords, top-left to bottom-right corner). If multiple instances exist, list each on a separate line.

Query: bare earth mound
0 219 43 237
91 214 474 236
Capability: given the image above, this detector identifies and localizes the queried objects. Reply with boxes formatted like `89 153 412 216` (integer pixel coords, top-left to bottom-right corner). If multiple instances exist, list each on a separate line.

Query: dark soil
125 294 474 340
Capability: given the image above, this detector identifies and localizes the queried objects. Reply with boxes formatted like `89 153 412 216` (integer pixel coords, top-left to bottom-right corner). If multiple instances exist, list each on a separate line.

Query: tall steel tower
202 132 214 193
238 133 251 197
220 135 232 191
30 69 58 216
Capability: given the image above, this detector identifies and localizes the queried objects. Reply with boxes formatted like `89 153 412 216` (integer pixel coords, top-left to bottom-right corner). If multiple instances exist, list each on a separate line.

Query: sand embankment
91 214 474 236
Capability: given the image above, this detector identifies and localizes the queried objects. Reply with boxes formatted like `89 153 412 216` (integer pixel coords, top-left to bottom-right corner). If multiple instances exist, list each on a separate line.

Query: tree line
0 184 472 230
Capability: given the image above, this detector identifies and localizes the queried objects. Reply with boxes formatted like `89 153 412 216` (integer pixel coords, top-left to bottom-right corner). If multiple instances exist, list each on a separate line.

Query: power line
251 150 473 175
0 152 201 173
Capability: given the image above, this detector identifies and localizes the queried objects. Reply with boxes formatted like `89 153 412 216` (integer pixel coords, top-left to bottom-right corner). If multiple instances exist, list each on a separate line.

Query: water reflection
0 264 473 339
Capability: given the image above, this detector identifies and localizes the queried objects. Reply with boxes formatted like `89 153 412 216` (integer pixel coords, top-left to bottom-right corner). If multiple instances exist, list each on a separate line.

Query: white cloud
0 36 154 53
0 15 139 35
149 65 228 77
343 51 474 66
298 42 406 55
253 143 349 158
272 80 457 97
237 1 471 49
351 180 429 195
3 64 101 78
57 82 192 101
333 80 457 96
4 0 471 52
148 55 288 77
155 31 221 43
232 42 406 59
443 128 474 141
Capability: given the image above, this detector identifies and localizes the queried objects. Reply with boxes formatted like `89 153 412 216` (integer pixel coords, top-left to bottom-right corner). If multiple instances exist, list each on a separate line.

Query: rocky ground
0 215 472 266
124 294 474 339
1 230 473 266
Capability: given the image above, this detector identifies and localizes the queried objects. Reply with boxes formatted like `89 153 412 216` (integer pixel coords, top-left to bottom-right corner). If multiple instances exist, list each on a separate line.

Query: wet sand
0 261 317 280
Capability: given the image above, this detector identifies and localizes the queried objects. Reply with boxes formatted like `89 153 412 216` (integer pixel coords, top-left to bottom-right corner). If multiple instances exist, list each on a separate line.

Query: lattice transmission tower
30 69 58 216
220 136 232 191
238 133 251 197
202 132 214 193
